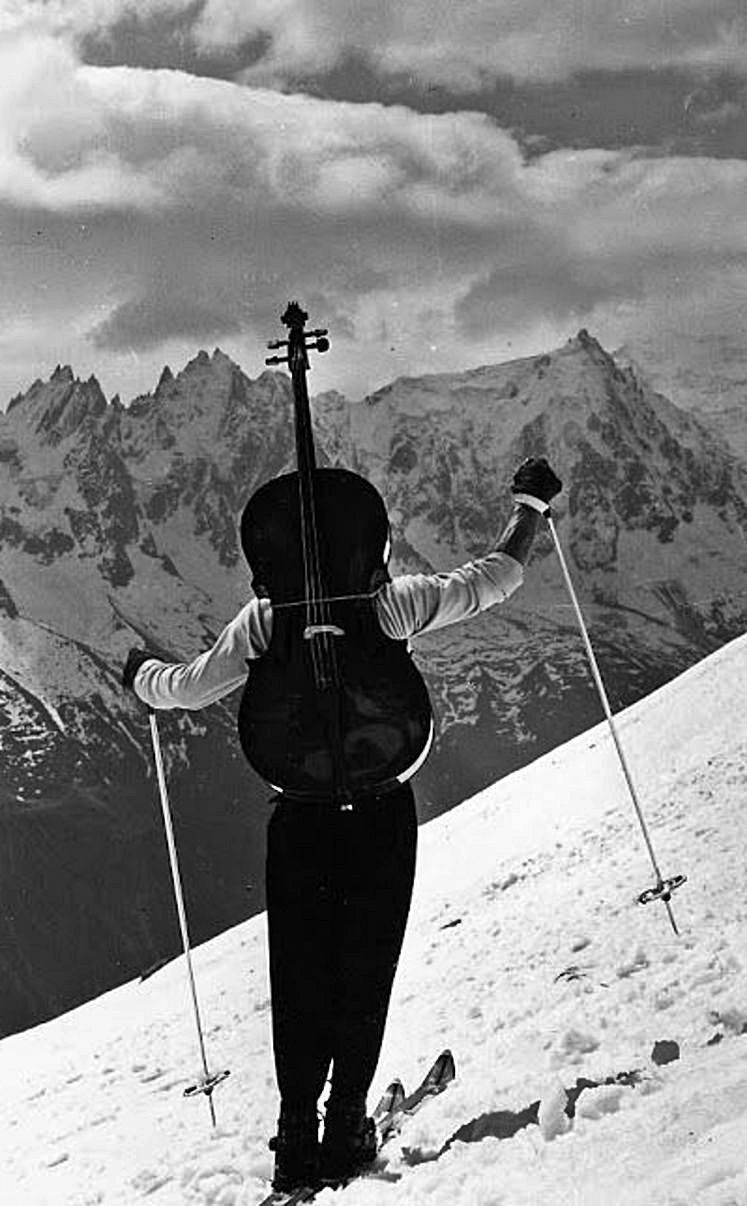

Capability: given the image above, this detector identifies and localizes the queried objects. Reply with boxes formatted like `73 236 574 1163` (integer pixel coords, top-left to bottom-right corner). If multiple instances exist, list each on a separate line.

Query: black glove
511 456 562 512
122 647 159 691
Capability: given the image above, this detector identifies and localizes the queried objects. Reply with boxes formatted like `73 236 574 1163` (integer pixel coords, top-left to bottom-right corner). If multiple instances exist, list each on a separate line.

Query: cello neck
266 300 329 482
288 319 317 482
266 301 337 686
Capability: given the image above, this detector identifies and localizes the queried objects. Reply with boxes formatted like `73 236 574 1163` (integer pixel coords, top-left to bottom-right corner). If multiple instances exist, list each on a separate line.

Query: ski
377 1048 455 1146
256 1050 455 1205
373 1077 407 1129
256 1187 317 1206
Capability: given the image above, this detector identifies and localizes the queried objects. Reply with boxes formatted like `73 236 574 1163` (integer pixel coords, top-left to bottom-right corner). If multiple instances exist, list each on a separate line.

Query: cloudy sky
0 0 745 404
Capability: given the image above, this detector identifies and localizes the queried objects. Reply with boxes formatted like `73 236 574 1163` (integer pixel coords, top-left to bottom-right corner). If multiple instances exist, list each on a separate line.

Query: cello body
236 303 433 802
238 468 433 799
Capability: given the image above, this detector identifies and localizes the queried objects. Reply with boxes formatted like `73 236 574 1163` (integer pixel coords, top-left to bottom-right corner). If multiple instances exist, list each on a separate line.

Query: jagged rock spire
5 365 107 444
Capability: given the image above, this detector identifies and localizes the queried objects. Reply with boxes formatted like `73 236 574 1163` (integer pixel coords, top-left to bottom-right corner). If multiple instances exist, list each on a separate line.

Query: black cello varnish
238 302 433 804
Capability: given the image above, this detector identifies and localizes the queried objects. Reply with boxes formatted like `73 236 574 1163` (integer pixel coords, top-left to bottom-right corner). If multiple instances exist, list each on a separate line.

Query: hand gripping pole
148 710 230 1124
545 513 686 934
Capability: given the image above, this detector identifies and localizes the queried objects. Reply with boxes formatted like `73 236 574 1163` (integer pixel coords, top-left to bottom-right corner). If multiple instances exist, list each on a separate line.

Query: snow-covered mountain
616 333 747 459
2 627 746 1206
2 329 747 1036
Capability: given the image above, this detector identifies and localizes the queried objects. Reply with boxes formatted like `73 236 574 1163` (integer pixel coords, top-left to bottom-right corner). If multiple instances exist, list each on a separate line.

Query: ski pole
148 709 230 1125
544 512 686 935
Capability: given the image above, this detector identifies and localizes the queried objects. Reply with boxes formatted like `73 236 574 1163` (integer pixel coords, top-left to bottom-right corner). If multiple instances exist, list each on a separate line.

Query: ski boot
268 1101 320 1193
320 1093 377 1185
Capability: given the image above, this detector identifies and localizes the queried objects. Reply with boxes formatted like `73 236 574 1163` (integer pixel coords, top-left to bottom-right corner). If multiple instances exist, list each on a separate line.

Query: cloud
1 28 746 406
192 1 747 88
0 34 164 211
0 34 524 220
456 148 747 337
90 292 243 350
0 31 531 349
154 1 744 89
6 0 747 88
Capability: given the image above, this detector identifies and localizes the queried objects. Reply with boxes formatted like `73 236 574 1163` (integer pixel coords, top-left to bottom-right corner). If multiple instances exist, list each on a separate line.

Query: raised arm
377 456 562 641
495 456 563 564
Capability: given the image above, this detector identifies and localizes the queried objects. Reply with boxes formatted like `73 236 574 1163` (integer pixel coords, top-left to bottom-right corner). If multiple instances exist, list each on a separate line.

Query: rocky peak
168 347 241 395
559 328 619 375
181 348 233 374
573 328 602 352
5 366 107 445
155 366 174 399
6 389 31 413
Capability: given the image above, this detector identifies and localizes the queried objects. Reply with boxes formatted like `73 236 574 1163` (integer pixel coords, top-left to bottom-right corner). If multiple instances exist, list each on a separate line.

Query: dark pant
266 783 417 1108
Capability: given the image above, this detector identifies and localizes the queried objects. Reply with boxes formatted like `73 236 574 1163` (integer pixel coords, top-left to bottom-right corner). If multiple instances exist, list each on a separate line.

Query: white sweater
134 550 523 710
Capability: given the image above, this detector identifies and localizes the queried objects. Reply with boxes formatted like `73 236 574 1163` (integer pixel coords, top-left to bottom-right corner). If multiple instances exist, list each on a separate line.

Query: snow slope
2 633 747 1206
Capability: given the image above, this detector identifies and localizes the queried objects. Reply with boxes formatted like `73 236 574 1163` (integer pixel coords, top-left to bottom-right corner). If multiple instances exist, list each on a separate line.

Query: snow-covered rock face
2 332 747 1036
343 330 747 807
616 333 747 460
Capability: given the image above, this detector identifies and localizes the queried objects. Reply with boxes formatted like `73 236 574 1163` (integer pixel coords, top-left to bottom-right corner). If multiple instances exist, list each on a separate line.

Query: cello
238 302 433 804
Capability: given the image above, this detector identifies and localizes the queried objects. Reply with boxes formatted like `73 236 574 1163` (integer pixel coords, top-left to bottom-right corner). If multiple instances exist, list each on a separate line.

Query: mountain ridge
2 328 747 1035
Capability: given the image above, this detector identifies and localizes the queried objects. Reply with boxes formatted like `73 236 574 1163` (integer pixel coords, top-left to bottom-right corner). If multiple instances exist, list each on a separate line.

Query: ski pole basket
184 1068 231 1100
638 874 687 907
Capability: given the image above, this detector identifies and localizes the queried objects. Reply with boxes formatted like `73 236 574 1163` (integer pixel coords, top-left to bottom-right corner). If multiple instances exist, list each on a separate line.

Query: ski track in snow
2 636 747 1205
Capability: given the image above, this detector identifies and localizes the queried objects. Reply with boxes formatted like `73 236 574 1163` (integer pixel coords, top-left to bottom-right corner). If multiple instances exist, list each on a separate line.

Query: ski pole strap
513 492 551 514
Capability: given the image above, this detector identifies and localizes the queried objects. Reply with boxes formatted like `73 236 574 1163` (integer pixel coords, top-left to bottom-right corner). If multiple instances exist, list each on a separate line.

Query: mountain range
1 327 746 1036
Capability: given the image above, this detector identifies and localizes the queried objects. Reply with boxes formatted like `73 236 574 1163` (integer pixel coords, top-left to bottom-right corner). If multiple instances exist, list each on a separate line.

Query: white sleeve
133 598 272 710
376 551 523 641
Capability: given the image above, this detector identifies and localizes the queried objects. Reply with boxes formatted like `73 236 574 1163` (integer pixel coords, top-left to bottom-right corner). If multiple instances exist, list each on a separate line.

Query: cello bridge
303 624 345 639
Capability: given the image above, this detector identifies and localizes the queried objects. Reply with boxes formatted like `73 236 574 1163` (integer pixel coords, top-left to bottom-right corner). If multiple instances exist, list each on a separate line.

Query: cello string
271 589 381 610
286 304 346 799
297 428 327 686
292 359 323 686
291 323 334 688
303 474 333 682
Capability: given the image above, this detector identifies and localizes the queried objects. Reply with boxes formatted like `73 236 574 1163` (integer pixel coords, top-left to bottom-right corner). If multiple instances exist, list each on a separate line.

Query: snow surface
3 634 747 1206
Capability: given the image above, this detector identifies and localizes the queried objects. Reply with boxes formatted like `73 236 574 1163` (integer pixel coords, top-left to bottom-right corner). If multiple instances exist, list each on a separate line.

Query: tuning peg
311 337 330 353
267 338 289 350
265 354 289 366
